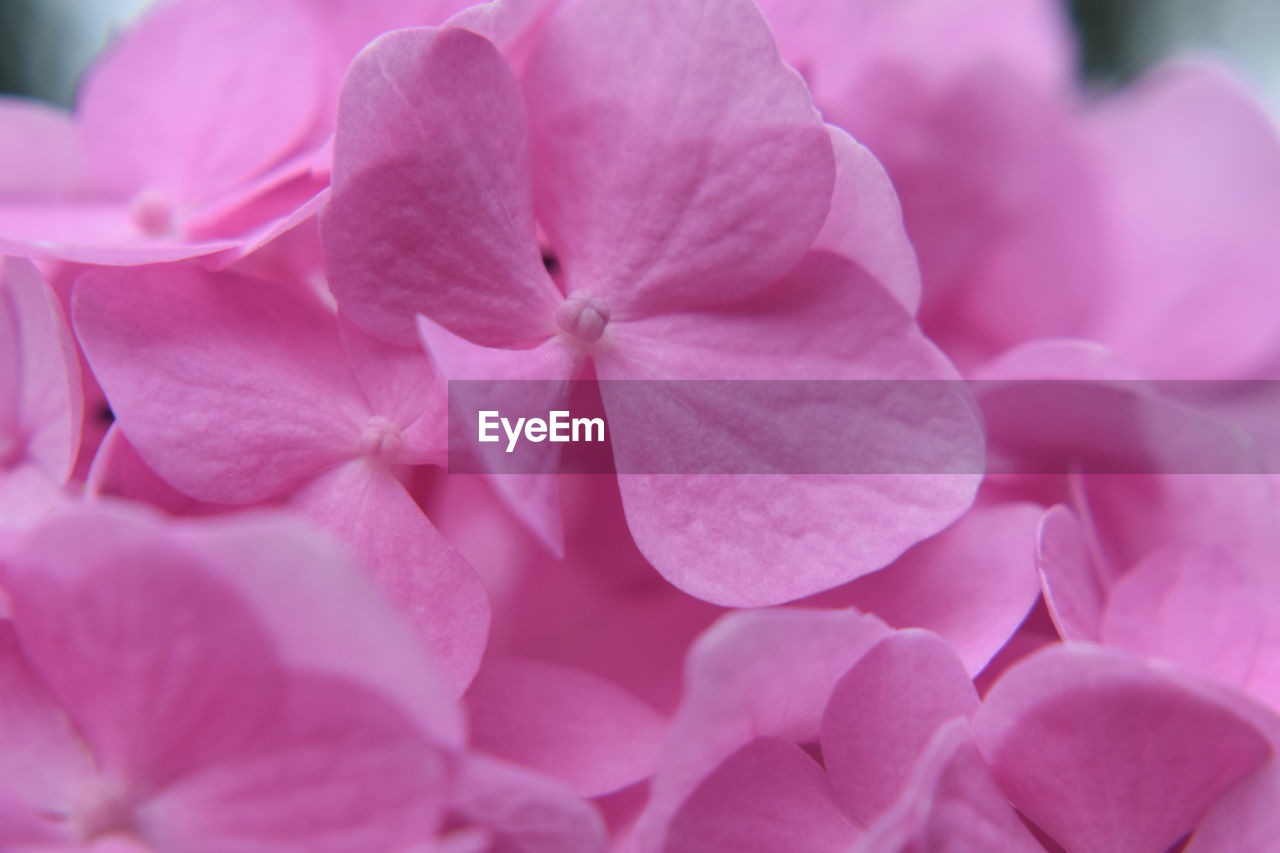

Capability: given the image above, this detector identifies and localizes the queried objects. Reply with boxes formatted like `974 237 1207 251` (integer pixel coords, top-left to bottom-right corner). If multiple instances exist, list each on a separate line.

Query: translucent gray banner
446 379 1280 475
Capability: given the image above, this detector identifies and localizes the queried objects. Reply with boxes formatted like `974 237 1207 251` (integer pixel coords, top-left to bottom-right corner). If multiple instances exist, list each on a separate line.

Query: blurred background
1 0 1279 115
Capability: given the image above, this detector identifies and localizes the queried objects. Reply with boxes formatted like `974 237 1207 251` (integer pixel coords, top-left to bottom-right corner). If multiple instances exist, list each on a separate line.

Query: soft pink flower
0 503 462 850
72 263 488 690
322 0 982 605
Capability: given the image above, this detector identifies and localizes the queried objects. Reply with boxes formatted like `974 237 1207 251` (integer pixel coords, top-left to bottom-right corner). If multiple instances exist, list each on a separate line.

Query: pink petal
323 26 558 347
85 424 213 516
0 98 85 198
665 738 859 853
465 657 665 797
77 0 323 209
1102 546 1265 688
173 511 465 747
450 754 607 853
835 501 1044 675
436 474 721 715
0 202 238 265
4 257 82 483
597 252 982 605
632 607 890 853
760 0 1074 117
813 126 921 314
73 264 368 504
973 643 1273 853
0 622 94 845
521 0 835 317
1185 759 1280 852
287 459 490 694
1085 60 1280 379
1036 504 1106 642
821 630 979 824
0 462 69 530
3 507 285 792
142 672 449 853
854 718 1042 853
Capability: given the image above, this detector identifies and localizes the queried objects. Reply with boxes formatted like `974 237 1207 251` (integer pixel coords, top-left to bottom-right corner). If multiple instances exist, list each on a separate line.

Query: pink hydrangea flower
0 503 463 849
322 0 983 606
72 263 489 690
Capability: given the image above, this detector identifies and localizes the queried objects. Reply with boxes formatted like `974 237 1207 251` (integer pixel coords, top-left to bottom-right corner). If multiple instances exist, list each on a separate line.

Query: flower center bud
359 415 403 463
128 188 175 237
555 290 611 343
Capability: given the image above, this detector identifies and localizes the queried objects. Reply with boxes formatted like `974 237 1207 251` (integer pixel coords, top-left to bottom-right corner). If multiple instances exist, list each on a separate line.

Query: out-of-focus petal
1185 759 1280 852
450 754 607 853
1035 504 1106 642
77 0 323 209
5 258 82 482
1102 546 1265 688
142 672 449 853
854 718 1043 853
813 126 921 314
665 738 858 853
465 658 664 797
0 98 85 198
1085 60 1280 379
631 607 890 853
821 630 979 824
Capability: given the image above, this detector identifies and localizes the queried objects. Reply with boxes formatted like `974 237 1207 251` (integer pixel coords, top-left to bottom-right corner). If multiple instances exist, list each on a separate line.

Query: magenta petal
465 658 664 797
4 257 81 482
840 501 1044 675
814 126 921 315
450 754 607 853
666 738 859 853
522 0 835 317
821 630 979 825
1186 759 1280 852
974 643 1273 853
77 0 323 208
287 460 490 694
855 719 1042 853
324 26 559 347
74 264 368 504
598 252 982 605
633 607 890 853
1102 546 1265 687
1036 504 1106 642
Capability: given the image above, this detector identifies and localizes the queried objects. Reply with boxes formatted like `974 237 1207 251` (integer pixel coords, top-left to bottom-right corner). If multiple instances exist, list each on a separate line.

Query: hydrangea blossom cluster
2 0 1280 849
